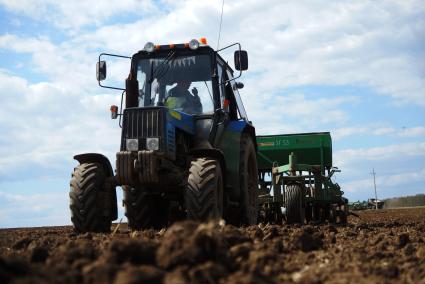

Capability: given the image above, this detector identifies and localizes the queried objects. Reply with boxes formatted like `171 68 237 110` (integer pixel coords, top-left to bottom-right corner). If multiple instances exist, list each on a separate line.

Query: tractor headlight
126 139 139 151
188 39 199 50
146 137 159 151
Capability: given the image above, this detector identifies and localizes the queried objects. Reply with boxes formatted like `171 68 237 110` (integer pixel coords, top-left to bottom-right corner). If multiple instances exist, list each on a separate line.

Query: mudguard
74 153 114 176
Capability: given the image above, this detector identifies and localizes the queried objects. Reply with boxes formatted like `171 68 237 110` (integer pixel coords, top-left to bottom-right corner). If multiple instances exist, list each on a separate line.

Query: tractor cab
98 38 249 121
97 39 250 156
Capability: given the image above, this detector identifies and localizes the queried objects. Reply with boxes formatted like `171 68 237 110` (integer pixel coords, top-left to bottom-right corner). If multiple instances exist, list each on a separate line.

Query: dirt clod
156 220 229 269
12 237 32 250
30 246 49 263
114 265 164 284
292 227 324 252
397 233 409 248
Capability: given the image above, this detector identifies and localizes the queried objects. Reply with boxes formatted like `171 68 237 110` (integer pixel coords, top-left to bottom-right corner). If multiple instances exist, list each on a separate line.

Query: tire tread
70 163 111 233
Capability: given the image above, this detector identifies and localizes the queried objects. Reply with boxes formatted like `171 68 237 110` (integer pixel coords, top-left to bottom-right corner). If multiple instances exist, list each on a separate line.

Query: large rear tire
123 186 169 230
284 184 305 224
185 158 223 220
239 134 259 225
70 163 112 233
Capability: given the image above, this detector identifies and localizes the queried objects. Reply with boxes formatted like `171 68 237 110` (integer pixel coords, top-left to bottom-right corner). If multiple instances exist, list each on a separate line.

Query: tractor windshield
136 53 214 115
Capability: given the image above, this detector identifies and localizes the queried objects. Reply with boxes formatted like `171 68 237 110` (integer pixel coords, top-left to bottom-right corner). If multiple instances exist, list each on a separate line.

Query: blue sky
0 0 424 228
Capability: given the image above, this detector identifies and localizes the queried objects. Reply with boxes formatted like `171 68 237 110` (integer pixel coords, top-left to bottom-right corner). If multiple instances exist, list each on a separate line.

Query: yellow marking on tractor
258 142 275 147
169 110 182 120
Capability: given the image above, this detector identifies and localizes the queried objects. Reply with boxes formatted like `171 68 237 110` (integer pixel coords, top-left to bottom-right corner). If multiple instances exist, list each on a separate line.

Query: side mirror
235 82 244 89
234 50 248 71
96 61 107 81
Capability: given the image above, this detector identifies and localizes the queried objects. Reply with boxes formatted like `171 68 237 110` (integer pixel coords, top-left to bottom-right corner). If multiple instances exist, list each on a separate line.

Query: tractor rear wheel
239 134 259 225
123 186 169 230
69 163 111 233
185 158 223 220
284 184 305 224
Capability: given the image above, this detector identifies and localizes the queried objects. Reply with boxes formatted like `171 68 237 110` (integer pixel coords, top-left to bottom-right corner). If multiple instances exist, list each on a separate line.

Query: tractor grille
121 107 165 151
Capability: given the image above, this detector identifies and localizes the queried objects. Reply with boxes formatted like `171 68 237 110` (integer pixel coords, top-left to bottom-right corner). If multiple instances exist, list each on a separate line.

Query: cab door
213 61 248 201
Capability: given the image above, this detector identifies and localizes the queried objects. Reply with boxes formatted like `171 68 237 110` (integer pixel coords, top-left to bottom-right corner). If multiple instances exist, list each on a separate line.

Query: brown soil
1 208 424 284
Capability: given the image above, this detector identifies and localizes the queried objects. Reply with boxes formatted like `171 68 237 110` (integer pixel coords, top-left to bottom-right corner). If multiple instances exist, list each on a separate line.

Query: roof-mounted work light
188 39 200 50
144 42 155 52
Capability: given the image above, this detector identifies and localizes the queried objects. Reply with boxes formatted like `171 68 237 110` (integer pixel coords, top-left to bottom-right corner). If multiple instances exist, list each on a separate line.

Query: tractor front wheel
185 158 223 220
69 163 112 233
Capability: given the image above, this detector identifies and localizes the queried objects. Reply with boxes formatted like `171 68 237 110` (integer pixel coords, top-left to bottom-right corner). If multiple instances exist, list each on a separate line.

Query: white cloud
343 168 425 194
333 126 425 140
2 0 425 105
225 1 425 106
333 126 369 140
332 140 425 199
0 190 69 227
0 0 158 31
400 127 425 137
249 93 358 135
335 142 425 166
0 70 121 180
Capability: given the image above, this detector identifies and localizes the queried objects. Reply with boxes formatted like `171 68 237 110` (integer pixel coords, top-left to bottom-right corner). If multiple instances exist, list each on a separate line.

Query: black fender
243 123 258 151
74 153 114 177
189 148 227 188
73 153 117 220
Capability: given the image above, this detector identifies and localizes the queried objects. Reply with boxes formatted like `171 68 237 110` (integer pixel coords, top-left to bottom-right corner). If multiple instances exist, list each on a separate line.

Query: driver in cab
165 80 202 114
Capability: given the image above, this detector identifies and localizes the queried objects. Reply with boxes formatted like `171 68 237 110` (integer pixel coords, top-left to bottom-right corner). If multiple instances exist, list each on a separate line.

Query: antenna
216 0 225 50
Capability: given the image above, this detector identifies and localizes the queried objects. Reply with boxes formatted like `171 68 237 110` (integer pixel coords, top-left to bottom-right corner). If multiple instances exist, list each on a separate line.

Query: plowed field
1 208 424 284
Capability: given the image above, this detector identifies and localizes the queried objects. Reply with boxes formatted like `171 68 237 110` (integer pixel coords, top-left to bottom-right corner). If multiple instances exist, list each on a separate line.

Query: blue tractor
69 39 258 232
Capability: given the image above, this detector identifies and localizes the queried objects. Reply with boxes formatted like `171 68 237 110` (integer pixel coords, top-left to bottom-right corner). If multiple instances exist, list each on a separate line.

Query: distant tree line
384 194 425 208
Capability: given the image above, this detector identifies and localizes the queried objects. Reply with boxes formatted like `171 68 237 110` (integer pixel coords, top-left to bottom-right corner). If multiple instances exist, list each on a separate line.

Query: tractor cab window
217 63 225 104
226 69 248 121
218 63 248 121
136 54 214 115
